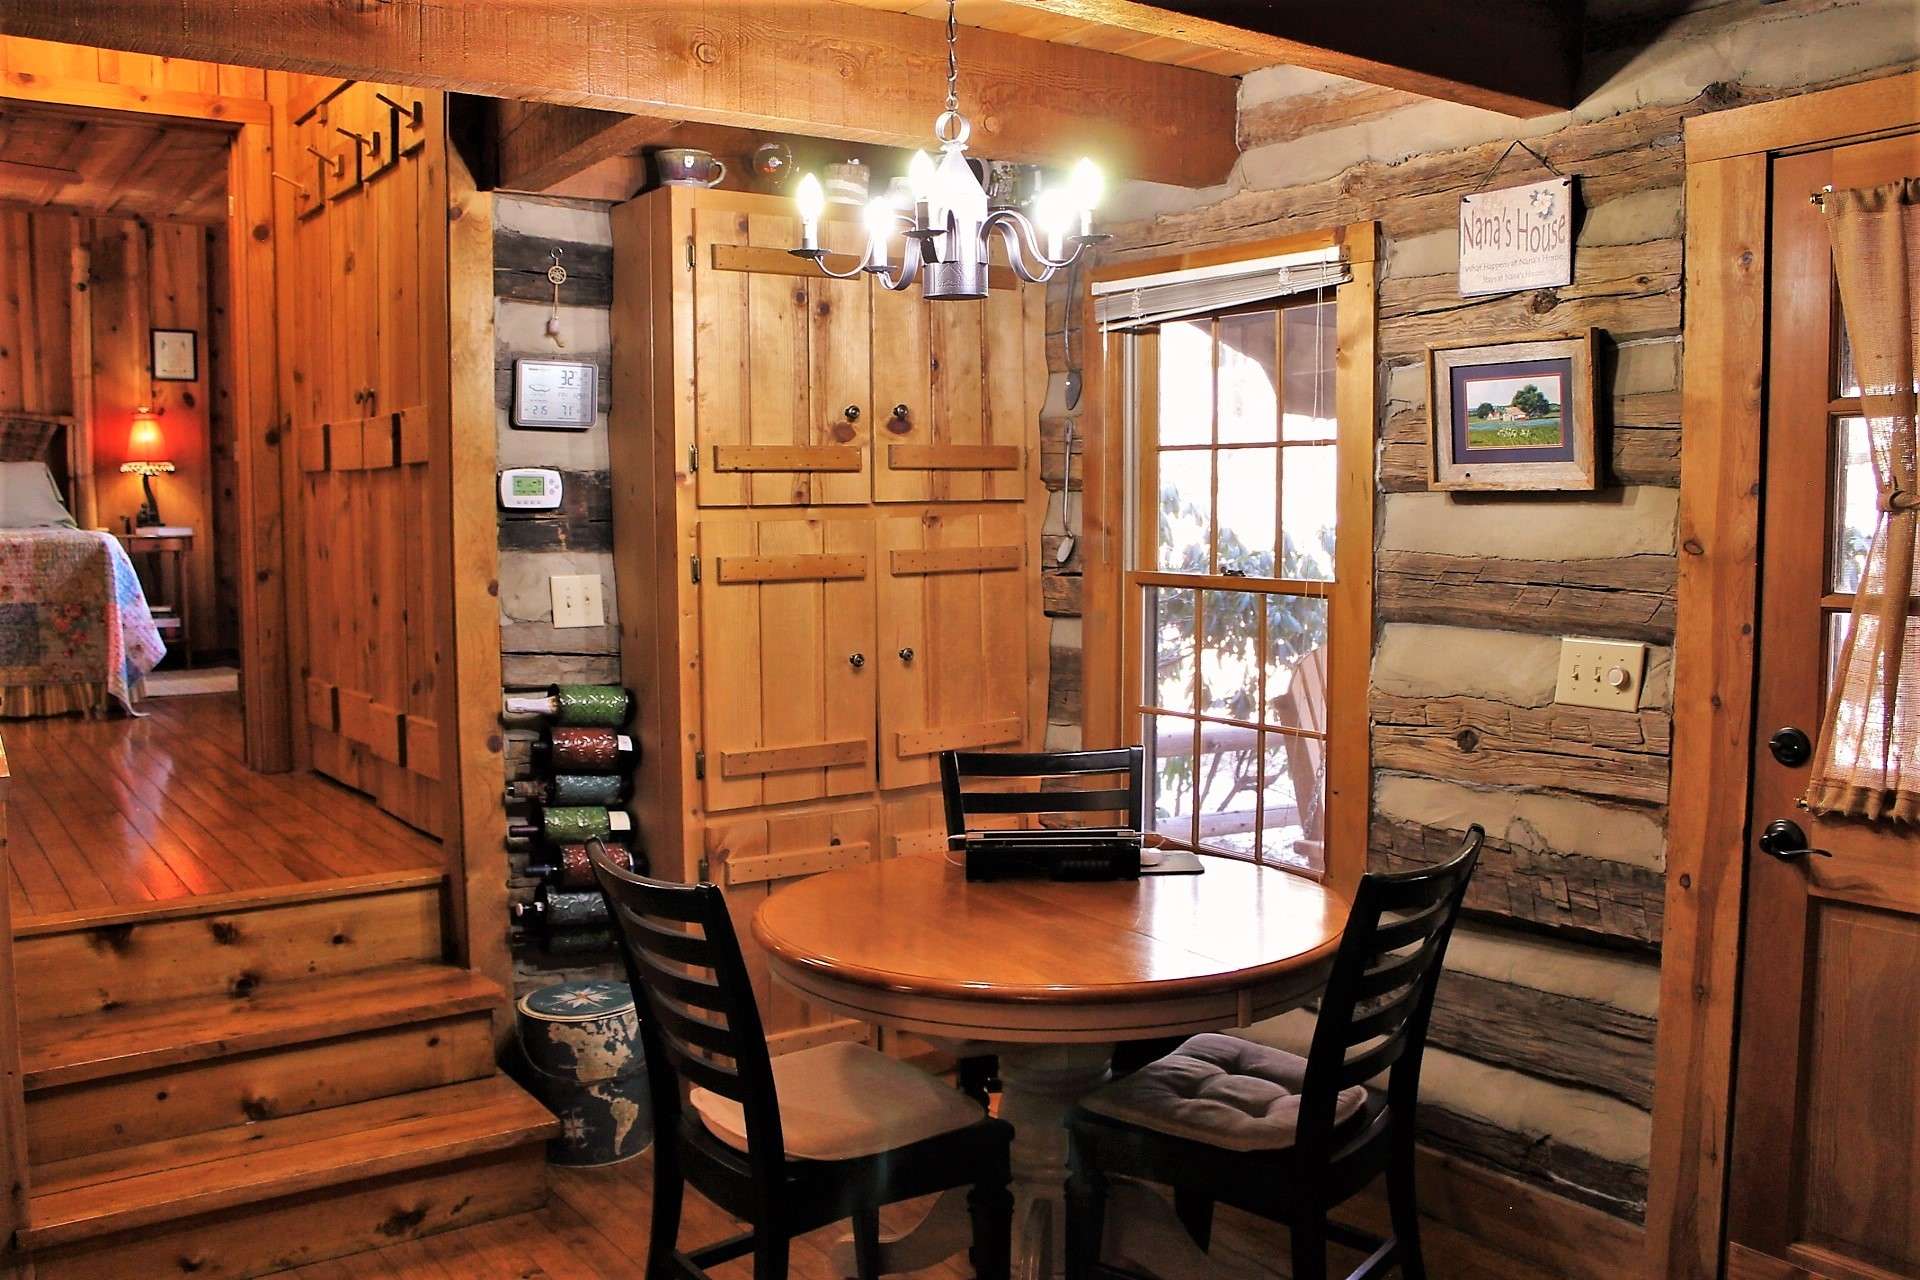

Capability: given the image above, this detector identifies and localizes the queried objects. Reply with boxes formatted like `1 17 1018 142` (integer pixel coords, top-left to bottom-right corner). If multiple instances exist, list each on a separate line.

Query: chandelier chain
945 0 959 116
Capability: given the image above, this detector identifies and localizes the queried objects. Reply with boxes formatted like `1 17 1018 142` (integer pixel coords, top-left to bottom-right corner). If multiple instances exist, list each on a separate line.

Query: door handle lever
1758 818 1832 860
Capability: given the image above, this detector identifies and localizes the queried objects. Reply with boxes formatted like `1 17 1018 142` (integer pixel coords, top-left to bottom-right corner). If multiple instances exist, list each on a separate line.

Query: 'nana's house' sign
1458 176 1574 297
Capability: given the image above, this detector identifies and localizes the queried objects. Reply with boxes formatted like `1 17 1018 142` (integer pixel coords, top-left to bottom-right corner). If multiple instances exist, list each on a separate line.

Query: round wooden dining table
753 850 1350 1278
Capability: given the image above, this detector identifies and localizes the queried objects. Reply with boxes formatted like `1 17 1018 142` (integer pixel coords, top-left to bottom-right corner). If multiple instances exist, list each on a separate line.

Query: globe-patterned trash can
509 979 652 1167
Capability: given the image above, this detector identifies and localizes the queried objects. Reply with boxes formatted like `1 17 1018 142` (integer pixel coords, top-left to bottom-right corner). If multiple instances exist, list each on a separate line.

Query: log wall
1090 0 1920 1222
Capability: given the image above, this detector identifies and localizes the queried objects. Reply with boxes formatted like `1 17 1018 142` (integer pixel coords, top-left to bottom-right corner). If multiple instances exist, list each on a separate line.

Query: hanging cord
946 0 959 116
1470 138 1565 193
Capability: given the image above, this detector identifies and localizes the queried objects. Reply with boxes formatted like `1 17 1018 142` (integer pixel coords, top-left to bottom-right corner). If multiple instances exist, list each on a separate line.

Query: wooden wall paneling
145 219 216 631
931 298 986 503
0 209 74 417
84 217 144 528
1327 223 1376 897
445 115 511 1009
1645 149 1769 1280
870 268 933 504
0 749 27 1257
1081 304 1125 751
807 217 872 508
66 219 96 530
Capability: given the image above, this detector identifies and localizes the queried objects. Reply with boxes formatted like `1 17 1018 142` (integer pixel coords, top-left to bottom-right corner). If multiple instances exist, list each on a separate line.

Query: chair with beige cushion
1064 827 1483 1280
592 845 1014 1280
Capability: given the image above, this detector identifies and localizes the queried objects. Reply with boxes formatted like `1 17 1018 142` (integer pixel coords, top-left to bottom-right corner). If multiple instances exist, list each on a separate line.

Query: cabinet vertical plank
697 521 765 813
929 514 988 740
931 300 985 503
824 521 878 797
870 276 931 502
693 207 749 507
808 218 872 506
877 517 931 789
985 283 1029 502
746 212 810 507
757 519 829 807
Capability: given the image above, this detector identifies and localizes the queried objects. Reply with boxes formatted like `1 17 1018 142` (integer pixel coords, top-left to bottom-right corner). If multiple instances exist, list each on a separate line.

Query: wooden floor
274 1148 1566 1280
5 692 442 924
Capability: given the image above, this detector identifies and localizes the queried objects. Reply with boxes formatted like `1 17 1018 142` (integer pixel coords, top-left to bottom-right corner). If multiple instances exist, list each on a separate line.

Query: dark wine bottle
511 890 610 929
525 840 639 890
530 726 640 773
505 773 632 806
502 684 634 727
505 806 634 846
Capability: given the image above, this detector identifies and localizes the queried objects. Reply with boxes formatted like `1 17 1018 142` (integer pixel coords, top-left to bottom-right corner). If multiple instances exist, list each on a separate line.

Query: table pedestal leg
996 1042 1113 1280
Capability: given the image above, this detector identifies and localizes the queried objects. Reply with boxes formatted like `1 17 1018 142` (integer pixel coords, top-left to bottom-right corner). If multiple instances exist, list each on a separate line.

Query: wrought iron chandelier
789 0 1107 300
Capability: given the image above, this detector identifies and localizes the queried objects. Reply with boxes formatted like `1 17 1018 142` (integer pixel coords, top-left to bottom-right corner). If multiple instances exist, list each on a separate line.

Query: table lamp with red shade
120 407 175 527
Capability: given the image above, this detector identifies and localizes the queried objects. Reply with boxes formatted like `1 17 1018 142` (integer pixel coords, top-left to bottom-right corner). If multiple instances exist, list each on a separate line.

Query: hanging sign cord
1470 139 1567 193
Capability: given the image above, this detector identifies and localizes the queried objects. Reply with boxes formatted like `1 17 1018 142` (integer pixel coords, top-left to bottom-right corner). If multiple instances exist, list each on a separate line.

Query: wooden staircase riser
26 1147 548 1280
13 887 443 1021
25 1013 495 1166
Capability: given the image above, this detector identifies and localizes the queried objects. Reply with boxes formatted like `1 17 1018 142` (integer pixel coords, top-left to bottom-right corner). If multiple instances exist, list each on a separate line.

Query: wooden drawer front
693 208 871 508
872 280 1042 503
707 807 878 1053
876 511 1030 789
698 519 876 812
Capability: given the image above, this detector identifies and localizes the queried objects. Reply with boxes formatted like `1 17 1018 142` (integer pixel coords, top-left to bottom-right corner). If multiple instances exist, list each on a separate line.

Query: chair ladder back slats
1368 866 1467 913
1344 977 1429 1047
625 912 719 966
663 1033 749 1098
630 949 731 1014
651 991 746 1059
942 746 1145 834
1337 1024 1410 1087
1353 946 1433 1000
1368 902 1449 953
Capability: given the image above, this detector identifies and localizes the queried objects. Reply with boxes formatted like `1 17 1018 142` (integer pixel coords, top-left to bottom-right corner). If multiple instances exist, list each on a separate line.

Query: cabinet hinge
688 443 699 473
686 236 695 270
694 750 706 780
689 554 701 584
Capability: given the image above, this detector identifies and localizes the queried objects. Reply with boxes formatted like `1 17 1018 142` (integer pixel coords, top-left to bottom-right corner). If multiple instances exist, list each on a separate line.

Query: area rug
143 666 240 698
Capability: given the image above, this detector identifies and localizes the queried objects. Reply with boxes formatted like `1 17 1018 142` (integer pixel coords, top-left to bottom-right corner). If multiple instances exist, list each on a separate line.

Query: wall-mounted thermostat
512 358 597 429
499 467 564 510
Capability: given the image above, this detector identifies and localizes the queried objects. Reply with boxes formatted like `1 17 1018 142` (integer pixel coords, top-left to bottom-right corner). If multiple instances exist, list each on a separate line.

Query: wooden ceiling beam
4 1 1243 187
990 0 1584 117
494 103 683 194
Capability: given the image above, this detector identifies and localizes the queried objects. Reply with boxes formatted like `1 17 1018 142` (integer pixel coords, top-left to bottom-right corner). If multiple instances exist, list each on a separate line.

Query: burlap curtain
1807 179 1920 823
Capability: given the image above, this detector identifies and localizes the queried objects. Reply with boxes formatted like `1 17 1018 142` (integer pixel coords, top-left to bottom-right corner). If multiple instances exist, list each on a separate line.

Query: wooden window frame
1084 225 1377 895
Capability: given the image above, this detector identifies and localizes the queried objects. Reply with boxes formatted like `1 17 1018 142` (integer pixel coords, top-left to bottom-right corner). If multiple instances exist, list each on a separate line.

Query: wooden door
1725 136 1920 1280
875 510 1029 789
690 204 869 507
290 83 446 836
696 518 877 812
705 805 875 1054
870 278 1041 503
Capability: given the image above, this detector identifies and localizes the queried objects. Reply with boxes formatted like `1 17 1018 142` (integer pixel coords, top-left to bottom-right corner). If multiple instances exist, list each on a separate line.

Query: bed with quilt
0 459 165 717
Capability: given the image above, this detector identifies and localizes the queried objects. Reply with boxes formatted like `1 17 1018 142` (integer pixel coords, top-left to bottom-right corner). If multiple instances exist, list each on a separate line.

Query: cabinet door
697 518 877 811
871 281 1041 502
707 806 876 1055
691 207 869 507
876 510 1029 788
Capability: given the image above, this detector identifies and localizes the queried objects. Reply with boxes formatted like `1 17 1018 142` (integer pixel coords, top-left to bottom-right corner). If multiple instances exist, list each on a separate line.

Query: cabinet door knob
848 652 865 669
844 404 861 422
898 647 914 662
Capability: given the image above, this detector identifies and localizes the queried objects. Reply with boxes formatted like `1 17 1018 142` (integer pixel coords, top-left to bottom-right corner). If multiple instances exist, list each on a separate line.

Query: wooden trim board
1686 71 1920 162
0 749 26 1252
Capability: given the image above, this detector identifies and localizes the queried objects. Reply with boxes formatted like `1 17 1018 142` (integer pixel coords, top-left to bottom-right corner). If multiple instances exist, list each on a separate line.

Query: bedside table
117 527 193 666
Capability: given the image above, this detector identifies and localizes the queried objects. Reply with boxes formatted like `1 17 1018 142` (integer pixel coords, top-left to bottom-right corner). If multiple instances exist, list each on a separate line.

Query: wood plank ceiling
830 0 1273 75
0 101 229 225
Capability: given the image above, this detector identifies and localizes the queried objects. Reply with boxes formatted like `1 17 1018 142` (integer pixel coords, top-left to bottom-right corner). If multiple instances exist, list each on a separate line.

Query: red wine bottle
530 726 640 773
524 840 639 890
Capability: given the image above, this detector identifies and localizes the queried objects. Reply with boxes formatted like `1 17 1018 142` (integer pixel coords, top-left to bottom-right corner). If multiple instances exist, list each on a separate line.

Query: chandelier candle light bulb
788 0 1107 299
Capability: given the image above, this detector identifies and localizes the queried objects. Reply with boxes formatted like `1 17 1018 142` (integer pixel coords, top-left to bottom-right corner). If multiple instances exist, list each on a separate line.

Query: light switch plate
1555 638 1648 711
550 574 604 629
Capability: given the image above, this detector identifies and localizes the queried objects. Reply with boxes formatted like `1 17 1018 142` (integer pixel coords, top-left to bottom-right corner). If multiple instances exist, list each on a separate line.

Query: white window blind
1092 246 1349 332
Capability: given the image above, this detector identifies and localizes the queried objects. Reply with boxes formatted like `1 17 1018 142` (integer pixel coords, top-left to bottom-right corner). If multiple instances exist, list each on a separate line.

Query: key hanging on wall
546 248 568 348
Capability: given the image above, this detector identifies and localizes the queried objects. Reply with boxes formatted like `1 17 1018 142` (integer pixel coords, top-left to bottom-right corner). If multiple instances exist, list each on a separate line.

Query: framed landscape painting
1427 330 1598 491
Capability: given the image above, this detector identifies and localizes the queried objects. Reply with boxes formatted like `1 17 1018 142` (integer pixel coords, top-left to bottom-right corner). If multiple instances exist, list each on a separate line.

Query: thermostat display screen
512 474 546 497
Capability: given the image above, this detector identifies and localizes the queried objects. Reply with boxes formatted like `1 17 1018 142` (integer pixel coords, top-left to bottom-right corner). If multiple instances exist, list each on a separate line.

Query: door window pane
1265 596 1329 729
1157 451 1211 573
1200 590 1260 722
1283 301 1337 440
1158 321 1213 446
1147 713 1198 844
1831 416 1875 594
1261 730 1325 870
1281 444 1338 581
1216 310 1278 445
1216 447 1277 575
1149 586 1197 714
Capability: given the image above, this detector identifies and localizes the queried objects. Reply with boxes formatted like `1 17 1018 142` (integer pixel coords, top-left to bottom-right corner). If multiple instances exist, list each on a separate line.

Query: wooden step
12 869 445 1023
22 1076 559 1259
21 963 503 1165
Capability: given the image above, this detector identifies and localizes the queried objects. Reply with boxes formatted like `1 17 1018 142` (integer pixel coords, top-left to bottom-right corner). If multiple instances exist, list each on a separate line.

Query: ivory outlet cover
1555 638 1648 711
550 574 604 629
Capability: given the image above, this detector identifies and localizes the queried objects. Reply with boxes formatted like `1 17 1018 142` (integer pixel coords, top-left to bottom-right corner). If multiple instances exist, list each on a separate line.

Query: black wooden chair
591 843 1014 1280
1062 826 1485 1280
939 747 1148 1100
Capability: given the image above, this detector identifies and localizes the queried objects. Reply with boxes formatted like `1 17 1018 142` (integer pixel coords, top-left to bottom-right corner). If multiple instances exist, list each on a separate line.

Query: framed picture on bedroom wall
151 328 199 382
1427 330 1599 491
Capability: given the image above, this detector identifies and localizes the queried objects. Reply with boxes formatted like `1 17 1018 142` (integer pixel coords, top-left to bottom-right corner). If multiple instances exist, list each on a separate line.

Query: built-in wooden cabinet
612 186 1049 1046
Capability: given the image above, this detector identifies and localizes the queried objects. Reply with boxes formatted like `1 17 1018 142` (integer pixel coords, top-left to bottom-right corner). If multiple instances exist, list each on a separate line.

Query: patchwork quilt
0 529 166 712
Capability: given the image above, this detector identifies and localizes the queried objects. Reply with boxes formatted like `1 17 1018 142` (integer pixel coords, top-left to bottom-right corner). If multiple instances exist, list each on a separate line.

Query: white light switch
1555 638 1648 711
550 574 604 629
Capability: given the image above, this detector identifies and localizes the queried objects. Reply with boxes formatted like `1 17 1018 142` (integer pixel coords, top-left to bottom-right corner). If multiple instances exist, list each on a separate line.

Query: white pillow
0 461 76 528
